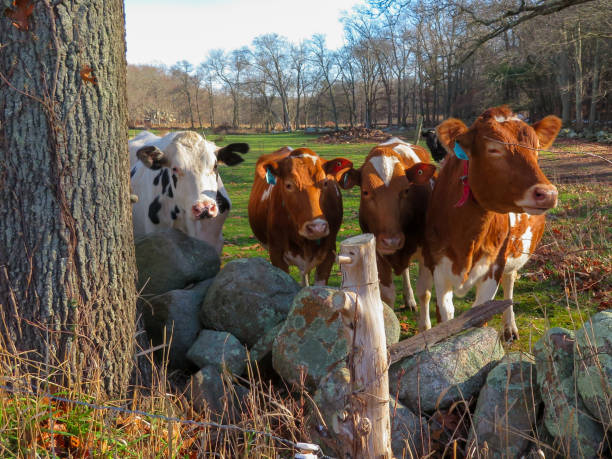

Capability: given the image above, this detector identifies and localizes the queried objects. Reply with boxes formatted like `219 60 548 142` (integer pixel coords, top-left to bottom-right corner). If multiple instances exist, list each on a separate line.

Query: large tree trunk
557 46 571 126
0 0 137 398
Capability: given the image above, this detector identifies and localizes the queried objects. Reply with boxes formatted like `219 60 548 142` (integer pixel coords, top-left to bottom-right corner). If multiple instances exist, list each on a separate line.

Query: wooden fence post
336 233 392 458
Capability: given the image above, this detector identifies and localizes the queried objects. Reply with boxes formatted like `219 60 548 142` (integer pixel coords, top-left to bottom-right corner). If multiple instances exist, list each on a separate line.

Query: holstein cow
248 147 352 285
129 130 249 254
338 138 436 308
416 106 561 340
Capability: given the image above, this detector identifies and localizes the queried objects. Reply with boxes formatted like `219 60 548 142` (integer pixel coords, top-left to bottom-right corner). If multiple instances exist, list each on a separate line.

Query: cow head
136 131 248 219
436 106 561 215
339 146 436 255
258 148 352 240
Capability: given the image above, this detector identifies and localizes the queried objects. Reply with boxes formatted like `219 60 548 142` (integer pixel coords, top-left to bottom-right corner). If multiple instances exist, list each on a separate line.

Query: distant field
129 129 611 351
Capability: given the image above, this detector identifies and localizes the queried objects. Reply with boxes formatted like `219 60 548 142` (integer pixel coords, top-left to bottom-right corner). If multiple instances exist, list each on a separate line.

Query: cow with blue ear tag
248 146 353 286
129 130 249 254
417 106 561 341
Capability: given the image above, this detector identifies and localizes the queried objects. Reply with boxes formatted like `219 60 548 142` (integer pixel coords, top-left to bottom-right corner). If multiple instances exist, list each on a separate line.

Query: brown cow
339 138 436 308
248 147 352 285
416 106 561 340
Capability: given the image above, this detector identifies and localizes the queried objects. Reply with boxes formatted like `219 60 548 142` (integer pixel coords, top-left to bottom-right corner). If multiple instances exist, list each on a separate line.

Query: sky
125 0 364 67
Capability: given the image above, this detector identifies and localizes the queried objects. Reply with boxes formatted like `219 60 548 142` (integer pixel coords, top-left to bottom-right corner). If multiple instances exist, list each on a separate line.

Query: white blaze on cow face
369 155 401 187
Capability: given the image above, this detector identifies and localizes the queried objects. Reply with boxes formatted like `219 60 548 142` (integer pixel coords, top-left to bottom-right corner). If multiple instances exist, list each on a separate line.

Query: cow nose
192 202 217 219
379 234 405 251
304 219 329 238
533 184 558 209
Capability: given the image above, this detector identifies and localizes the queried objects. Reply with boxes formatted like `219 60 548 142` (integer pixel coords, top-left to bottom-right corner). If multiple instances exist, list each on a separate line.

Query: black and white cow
421 129 447 163
129 130 249 254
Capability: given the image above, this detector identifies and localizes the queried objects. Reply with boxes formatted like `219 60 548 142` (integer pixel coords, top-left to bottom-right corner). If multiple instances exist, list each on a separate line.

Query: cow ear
405 163 436 185
217 143 249 166
137 146 170 170
338 168 361 189
323 157 353 181
531 115 561 150
436 118 469 158
256 159 280 182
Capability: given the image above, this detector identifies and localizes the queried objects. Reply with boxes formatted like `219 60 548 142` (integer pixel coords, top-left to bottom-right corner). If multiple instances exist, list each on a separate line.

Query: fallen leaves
80 66 97 85
4 0 34 31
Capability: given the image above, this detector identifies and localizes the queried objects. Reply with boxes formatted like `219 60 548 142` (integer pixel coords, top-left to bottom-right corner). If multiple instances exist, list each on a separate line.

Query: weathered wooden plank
388 299 512 365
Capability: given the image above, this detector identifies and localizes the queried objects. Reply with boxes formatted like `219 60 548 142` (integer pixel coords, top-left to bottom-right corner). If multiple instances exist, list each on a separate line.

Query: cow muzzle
516 184 558 215
300 218 329 240
377 233 405 255
192 201 218 219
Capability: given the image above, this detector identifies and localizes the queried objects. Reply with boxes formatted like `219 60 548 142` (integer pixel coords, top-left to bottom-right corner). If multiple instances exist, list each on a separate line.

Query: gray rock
383 302 400 346
575 311 612 426
390 399 429 458
250 322 284 364
467 353 541 458
389 327 504 412
272 288 402 388
142 279 212 370
189 365 226 414
272 287 350 388
200 258 300 346
187 329 247 375
135 229 220 296
534 327 605 458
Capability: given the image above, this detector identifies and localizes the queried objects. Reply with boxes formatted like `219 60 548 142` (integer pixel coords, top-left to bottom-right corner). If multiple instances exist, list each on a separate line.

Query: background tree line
128 0 611 131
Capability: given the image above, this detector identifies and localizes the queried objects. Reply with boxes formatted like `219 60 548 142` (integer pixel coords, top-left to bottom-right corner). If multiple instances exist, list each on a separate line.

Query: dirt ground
542 139 612 184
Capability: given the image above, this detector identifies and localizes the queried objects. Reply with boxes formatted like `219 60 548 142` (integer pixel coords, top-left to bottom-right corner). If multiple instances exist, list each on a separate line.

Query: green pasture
129 129 609 351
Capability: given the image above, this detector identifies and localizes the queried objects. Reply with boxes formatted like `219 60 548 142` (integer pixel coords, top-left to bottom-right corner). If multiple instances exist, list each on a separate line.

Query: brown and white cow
248 147 352 285
416 106 561 340
339 138 437 308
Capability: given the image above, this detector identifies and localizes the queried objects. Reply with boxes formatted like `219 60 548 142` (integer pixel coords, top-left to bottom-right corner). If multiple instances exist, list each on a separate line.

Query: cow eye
285 182 294 191
362 190 369 197
487 148 503 155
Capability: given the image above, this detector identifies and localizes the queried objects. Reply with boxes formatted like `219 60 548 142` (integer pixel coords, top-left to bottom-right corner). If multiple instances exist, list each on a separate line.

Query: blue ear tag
454 142 469 160
265 167 276 185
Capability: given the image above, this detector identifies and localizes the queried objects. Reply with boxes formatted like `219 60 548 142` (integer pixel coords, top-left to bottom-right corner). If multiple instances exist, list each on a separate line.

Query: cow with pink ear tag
416 106 561 341
129 130 249 255
337 138 437 310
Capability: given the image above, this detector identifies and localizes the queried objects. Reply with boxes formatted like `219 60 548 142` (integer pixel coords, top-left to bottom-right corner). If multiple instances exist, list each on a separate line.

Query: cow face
436 106 560 215
136 131 248 220
340 147 436 255
259 148 352 240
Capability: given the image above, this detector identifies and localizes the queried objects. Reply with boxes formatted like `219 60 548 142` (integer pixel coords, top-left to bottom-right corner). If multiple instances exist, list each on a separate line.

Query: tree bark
0 0 137 397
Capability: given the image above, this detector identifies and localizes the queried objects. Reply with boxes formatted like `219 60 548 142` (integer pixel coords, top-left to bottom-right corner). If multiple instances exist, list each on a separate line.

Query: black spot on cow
130 167 136 178
172 174 177 188
148 196 162 224
168 187 173 198
153 170 163 186
170 205 180 220
216 191 230 213
161 169 170 194
422 129 447 163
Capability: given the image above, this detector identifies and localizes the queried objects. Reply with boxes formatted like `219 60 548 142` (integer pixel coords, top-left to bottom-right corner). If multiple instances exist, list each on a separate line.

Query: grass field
130 129 612 352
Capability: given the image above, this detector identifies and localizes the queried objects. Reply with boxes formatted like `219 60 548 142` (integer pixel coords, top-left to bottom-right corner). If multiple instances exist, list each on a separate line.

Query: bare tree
310 34 340 130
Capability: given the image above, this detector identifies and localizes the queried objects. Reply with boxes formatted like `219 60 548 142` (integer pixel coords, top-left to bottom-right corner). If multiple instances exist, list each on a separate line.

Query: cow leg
377 258 396 308
401 267 417 311
473 274 499 306
269 249 290 273
433 266 455 323
415 265 432 331
314 251 335 286
501 271 519 341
